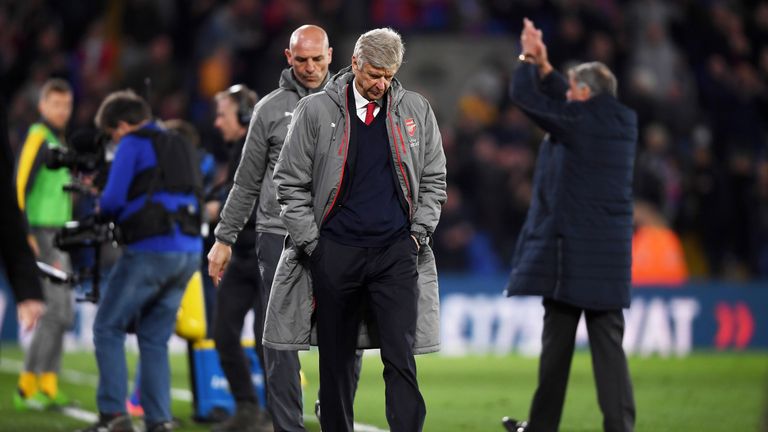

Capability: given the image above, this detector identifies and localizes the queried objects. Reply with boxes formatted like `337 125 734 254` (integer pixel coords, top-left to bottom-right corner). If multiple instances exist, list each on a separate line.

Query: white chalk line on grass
0 358 388 431
60 406 99 423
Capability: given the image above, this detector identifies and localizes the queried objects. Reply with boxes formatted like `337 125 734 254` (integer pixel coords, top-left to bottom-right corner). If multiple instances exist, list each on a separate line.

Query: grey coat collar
279 67 331 98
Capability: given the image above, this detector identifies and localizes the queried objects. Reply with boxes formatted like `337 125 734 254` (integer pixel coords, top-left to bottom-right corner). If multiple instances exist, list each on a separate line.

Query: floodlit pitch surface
0 347 766 431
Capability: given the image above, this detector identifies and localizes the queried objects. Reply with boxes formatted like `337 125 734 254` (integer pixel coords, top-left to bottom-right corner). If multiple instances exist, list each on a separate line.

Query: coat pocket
415 245 440 354
264 243 314 349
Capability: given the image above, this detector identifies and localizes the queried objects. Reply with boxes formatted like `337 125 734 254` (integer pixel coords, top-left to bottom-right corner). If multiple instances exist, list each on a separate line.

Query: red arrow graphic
734 302 755 349
714 302 734 350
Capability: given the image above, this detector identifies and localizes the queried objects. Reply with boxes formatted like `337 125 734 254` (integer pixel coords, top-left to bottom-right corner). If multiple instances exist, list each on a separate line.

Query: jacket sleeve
215 107 267 245
411 98 447 237
1 167 43 301
1 106 43 302
99 135 141 216
273 97 320 255
510 62 581 138
540 69 569 101
15 129 46 213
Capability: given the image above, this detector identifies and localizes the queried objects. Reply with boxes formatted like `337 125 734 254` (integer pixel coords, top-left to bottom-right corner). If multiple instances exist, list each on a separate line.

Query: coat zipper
388 102 413 218
322 84 351 223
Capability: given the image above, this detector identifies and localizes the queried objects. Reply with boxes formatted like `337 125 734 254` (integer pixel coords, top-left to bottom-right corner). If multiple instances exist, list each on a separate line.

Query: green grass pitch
0 346 766 431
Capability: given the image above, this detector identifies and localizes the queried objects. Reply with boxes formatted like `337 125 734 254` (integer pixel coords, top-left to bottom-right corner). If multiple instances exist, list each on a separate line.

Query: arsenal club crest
405 118 417 137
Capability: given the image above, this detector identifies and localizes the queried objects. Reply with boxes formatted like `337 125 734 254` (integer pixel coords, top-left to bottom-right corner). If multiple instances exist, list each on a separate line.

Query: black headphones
227 84 256 127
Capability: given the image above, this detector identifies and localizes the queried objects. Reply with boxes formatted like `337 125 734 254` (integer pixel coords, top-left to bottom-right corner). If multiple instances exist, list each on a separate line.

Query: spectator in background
204 85 261 340
122 34 183 119
14 78 74 411
677 126 729 277
432 185 474 271
502 19 636 432
632 200 688 286
633 123 682 221
207 83 273 432
754 156 768 277
625 20 698 134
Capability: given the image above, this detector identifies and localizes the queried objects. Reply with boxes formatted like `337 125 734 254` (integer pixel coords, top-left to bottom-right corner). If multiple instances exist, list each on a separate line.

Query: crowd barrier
1 274 766 356
439 275 767 356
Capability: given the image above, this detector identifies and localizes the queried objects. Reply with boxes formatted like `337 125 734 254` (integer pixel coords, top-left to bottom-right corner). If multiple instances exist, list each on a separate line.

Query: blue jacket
100 122 201 253
505 63 637 310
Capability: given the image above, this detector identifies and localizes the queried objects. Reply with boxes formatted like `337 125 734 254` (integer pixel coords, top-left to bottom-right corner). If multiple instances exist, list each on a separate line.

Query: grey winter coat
265 66 447 353
215 68 329 243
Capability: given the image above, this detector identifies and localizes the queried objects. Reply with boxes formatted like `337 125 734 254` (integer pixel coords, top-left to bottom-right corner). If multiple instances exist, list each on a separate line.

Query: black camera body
46 128 115 303
45 128 110 189
54 216 118 252
46 146 103 172
52 216 119 304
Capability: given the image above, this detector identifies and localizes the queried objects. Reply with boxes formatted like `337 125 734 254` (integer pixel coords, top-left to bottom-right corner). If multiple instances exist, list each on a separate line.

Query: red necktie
364 101 376 125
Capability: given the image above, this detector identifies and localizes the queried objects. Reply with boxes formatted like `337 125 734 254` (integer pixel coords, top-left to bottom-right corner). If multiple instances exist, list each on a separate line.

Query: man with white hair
266 28 447 432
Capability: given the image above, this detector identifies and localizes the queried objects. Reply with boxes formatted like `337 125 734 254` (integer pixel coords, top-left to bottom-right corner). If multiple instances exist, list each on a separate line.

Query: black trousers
310 235 426 432
529 298 635 432
212 248 264 404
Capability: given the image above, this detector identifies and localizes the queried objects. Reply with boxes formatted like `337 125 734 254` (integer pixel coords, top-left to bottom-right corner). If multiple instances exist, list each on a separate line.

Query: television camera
41 128 118 303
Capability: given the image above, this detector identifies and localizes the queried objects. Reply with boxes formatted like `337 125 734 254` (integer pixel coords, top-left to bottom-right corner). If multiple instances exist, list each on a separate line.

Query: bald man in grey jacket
208 25 333 432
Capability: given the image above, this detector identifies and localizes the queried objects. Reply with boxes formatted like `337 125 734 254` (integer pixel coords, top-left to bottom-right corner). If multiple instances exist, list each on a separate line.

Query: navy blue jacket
100 122 201 253
505 63 637 310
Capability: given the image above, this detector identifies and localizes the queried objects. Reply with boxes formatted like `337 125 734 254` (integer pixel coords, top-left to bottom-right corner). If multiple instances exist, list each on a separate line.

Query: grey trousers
258 232 305 432
24 228 73 373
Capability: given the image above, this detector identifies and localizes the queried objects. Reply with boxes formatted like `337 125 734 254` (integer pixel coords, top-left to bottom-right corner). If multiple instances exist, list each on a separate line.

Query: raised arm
510 18 581 137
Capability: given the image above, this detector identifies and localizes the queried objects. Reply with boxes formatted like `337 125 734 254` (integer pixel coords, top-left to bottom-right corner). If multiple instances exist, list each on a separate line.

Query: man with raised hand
502 18 637 432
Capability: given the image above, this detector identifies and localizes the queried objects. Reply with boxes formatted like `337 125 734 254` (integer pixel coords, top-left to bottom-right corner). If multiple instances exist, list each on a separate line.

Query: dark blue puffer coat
505 62 637 311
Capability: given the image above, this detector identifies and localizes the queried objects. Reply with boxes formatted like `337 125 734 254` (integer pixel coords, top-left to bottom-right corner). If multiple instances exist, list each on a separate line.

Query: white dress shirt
352 83 382 122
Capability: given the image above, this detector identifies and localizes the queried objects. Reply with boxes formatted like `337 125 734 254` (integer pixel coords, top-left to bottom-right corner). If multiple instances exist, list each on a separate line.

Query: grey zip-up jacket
214 68 330 243
265 66 447 353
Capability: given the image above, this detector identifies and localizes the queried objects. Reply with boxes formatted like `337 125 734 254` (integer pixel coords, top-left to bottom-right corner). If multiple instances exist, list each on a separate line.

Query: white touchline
1 358 389 431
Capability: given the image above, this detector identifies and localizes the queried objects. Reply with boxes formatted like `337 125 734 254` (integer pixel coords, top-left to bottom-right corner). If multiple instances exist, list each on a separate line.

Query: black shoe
502 417 529 432
314 399 321 424
75 414 136 432
146 421 174 432
211 402 273 432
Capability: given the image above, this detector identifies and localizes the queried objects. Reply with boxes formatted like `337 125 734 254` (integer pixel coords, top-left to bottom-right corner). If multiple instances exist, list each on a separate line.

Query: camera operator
77 90 201 432
13 78 74 411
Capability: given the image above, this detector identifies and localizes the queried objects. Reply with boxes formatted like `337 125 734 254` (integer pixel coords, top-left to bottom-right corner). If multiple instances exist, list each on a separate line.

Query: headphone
227 84 257 127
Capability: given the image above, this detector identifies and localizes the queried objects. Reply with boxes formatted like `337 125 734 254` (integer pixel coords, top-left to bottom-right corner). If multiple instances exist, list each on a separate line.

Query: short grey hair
568 61 618 97
353 28 404 71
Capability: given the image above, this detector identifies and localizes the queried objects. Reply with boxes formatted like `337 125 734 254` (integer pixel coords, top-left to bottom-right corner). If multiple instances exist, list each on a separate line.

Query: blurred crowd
2 0 767 280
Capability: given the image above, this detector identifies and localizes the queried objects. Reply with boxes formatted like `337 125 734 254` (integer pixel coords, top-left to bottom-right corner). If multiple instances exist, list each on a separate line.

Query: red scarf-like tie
365 101 376 125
